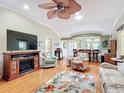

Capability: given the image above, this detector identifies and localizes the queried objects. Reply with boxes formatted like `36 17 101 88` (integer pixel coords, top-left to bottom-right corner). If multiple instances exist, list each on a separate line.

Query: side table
111 58 124 65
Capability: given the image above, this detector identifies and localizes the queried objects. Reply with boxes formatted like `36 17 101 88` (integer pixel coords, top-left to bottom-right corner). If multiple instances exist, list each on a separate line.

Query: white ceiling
0 0 124 38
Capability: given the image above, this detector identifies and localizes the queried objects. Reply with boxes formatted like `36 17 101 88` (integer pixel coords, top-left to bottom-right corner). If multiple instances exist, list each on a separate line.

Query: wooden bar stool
78 49 84 53
73 49 78 57
93 49 99 62
85 49 91 62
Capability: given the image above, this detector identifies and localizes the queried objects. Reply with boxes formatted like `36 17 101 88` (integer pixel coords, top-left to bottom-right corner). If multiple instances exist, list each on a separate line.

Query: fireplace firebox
19 59 34 74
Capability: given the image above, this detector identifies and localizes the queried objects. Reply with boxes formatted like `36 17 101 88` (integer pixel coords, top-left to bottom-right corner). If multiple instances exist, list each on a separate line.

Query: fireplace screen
19 59 34 74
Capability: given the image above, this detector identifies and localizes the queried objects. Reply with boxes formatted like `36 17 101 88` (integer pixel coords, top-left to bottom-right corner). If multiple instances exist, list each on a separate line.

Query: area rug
35 71 95 93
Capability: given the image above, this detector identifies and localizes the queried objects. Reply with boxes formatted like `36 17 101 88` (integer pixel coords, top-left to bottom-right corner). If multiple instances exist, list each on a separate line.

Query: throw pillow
42 53 46 57
117 63 124 75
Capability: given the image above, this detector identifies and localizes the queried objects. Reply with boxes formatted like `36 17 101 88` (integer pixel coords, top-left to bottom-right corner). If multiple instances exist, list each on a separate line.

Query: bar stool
78 49 84 53
85 49 91 62
73 49 78 57
93 49 99 62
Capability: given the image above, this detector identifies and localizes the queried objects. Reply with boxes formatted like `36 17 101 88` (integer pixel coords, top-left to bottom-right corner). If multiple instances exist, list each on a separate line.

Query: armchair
41 53 57 68
78 52 89 62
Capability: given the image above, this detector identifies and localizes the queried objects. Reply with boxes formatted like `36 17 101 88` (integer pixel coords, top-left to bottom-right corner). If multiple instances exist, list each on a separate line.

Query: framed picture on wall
102 40 108 48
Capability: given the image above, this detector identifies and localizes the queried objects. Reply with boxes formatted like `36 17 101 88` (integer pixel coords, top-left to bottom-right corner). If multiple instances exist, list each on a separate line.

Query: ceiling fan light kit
38 0 81 19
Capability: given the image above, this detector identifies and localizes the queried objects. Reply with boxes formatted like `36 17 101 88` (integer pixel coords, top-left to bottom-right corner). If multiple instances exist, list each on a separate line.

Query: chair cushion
45 59 56 64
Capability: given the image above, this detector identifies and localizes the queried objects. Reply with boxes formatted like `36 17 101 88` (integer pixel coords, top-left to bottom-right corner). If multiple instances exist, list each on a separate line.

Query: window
62 36 101 50
77 36 100 49
92 42 100 49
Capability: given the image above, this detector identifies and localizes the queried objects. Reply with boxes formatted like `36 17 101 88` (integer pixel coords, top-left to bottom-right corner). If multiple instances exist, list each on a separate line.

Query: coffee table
111 58 124 65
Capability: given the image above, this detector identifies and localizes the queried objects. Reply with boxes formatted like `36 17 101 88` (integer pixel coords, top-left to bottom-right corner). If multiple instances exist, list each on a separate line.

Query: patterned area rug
35 71 95 93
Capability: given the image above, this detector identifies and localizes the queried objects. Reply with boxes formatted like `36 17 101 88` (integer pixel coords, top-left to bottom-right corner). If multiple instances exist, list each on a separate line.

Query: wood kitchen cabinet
104 53 116 65
108 40 117 53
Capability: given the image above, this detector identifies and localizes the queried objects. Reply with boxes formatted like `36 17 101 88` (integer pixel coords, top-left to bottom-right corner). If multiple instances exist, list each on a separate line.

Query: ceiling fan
38 0 81 19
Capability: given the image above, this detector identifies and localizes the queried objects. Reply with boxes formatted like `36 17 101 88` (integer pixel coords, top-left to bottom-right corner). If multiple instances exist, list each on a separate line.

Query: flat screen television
7 29 37 51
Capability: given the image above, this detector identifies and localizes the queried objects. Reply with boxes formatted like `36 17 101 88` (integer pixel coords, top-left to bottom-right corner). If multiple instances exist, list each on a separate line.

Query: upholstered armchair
41 53 57 68
78 53 89 62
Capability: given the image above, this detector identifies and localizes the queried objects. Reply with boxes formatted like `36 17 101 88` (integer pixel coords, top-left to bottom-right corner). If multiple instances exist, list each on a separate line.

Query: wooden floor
0 60 102 93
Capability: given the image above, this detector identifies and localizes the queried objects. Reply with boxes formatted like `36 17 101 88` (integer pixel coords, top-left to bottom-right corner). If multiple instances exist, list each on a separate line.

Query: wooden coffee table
111 57 124 65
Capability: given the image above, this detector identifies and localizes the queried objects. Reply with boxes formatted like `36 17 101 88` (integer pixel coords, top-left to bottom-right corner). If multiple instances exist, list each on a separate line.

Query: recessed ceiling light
75 15 83 20
23 4 29 10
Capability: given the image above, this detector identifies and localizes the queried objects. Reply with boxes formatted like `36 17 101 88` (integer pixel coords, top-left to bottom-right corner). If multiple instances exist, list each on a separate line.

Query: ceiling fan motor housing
57 3 65 12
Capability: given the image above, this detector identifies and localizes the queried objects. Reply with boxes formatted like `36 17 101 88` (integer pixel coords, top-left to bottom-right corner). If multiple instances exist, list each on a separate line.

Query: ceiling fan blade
38 3 56 9
57 11 71 19
47 10 57 19
53 0 69 6
65 0 81 14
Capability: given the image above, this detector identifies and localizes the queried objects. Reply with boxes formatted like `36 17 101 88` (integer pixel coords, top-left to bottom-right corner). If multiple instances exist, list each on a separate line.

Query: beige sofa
99 63 124 93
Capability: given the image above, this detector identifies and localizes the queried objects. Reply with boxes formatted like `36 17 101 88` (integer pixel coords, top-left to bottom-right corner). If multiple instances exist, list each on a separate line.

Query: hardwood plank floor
0 60 102 93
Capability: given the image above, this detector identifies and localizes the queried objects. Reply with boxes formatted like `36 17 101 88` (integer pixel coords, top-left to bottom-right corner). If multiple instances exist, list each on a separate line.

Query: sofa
99 63 124 93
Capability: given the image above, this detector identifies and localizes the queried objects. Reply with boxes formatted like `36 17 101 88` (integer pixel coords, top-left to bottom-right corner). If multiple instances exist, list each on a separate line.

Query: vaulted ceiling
0 0 124 38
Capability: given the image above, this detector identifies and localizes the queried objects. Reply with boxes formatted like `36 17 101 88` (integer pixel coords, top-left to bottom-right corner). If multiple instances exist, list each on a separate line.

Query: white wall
111 14 124 40
116 31 124 55
111 14 124 55
0 7 60 78
101 35 110 53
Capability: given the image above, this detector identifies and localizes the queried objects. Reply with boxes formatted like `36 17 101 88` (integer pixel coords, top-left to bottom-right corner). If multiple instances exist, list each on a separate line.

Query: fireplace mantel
3 50 41 81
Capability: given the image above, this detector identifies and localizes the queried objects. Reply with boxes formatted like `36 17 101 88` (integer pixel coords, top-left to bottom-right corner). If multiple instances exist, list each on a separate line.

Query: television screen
7 29 37 50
